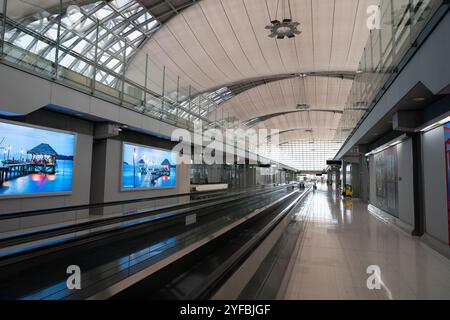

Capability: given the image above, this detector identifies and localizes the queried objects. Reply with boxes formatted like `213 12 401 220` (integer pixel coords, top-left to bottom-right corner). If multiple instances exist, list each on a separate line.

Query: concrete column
327 171 332 185
335 169 341 189
342 161 347 191
350 163 360 198
359 155 369 202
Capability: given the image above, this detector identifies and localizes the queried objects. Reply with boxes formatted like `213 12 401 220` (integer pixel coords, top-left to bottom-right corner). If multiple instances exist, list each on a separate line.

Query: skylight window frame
3 0 160 88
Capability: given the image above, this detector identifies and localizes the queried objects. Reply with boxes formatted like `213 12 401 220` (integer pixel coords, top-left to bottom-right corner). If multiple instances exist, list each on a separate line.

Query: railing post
214 101 217 128
198 95 202 119
221 106 224 134
188 84 192 125
0 0 7 59
143 53 149 107
161 66 166 120
390 0 396 67
120 41 126 104
54 0 63 80
408 0 414 47
91 21 99 94
176 76 180 122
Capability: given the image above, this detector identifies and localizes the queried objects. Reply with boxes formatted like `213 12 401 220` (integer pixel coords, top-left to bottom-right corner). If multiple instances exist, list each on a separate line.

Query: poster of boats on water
122 142 177 190
0 121 76 197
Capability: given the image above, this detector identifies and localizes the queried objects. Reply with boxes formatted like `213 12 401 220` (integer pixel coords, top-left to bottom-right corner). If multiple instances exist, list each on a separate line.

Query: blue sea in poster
122 143 177 190
0 122 75 196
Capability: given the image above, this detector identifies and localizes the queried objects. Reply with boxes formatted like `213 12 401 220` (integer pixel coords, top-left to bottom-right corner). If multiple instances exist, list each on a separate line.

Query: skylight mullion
7 28 23 43
112 2 157 37
4 0 159 88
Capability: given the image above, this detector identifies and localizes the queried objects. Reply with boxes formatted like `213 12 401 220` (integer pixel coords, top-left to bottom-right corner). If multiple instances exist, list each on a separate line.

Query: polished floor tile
284 184 450 300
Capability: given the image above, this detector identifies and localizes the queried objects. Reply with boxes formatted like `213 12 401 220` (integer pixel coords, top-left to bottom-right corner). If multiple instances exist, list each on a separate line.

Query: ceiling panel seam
176 8 234 83
217 0 259 75
196 1 245 79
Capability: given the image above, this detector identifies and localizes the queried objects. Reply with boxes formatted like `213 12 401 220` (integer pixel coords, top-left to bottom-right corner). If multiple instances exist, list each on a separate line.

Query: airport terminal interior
0 0 449 302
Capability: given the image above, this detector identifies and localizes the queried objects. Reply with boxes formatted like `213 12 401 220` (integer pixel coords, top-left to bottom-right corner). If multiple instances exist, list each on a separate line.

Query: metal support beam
144 53 149 104
0 0 7 59
161 65 166 119
120 41 127 104
53 0 63 79
91 21 99 94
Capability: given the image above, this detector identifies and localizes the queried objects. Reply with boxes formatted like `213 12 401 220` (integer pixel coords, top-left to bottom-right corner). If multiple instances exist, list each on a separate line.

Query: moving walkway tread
109 190 308 300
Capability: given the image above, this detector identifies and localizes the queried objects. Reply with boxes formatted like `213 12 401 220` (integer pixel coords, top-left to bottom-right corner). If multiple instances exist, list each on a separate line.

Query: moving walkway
0 185 311 300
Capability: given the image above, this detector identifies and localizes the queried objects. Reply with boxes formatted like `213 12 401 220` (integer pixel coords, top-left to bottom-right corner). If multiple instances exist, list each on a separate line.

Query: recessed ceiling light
413 97 426 102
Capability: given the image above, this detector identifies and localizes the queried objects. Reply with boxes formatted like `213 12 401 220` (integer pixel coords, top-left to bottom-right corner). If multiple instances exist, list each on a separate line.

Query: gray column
359 155 370 202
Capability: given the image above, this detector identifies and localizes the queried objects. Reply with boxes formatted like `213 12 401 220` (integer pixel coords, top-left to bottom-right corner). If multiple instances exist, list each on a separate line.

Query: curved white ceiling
127 0 378 94
253 109 342 133
208 75 353 122
277 128 340 144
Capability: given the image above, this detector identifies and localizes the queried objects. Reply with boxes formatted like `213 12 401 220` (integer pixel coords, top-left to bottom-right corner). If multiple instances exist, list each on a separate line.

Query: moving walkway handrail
0 185 272 221
0 185 295 261
185 187 312 300
0 185 297 299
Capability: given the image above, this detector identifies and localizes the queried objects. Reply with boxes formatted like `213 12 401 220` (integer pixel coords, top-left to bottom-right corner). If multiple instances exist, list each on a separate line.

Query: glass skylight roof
4 0 160 87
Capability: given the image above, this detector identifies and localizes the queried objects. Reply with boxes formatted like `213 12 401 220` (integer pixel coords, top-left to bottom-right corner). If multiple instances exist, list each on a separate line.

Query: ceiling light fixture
420 115 450 132
296 103 310 110
265 0 301 39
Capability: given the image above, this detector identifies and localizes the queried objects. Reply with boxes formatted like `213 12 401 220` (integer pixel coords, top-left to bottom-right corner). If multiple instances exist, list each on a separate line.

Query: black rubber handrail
0 190 223 221
0 185 272 221
0 186 281 249
185 187 312 300
0 185 292 253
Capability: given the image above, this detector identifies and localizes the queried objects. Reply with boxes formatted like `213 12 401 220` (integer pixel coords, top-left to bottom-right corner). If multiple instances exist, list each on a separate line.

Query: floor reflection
285 184 450 300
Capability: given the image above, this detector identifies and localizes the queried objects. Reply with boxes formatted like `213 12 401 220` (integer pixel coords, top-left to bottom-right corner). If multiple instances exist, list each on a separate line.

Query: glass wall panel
335 0 443 144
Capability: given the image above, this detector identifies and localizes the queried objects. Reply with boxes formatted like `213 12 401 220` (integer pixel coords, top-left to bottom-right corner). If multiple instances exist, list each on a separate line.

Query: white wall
423 125 449 244
369 154 376 205
397 138 415 226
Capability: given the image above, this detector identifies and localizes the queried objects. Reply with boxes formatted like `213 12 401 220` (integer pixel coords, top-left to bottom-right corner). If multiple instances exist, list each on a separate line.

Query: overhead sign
327 160 342 166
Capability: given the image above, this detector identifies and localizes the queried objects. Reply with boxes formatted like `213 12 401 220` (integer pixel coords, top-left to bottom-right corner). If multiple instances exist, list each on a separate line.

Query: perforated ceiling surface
126 0 379 145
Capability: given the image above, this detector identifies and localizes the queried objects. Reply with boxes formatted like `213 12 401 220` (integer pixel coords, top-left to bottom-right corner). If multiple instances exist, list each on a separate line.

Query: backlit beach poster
122 143 177 190
0 121 76 197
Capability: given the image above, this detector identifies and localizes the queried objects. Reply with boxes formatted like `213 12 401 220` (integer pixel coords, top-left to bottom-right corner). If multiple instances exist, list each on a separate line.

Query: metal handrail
0 189 230 221
0 185 292 251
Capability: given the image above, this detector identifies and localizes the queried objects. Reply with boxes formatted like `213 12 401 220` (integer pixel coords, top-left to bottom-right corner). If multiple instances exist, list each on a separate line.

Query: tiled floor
284 184 450 300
